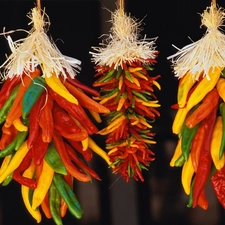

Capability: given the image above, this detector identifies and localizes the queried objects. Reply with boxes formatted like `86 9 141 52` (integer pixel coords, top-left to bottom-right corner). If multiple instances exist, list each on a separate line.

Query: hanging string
116 0 125 15
37 0 41 10
212 0 216 7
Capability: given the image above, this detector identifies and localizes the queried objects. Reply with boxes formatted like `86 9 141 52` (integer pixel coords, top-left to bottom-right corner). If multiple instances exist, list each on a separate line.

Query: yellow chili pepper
181 153 195 195
32 159 55 210
210 116 225 170
88 137 112 166
117 94 127 111
45 73 78 105
0 154 12 176
132 71 148 80
173 67 222 135
170 138 182 167
13 118 28 132
134 96 160 107
128 66 143 73
0 141 29 183
153 80 161 90
99 91 118 105
216 77 225 102
186 67 222 110
88 110 102 123
177 71 196 108
118 75 123 90
129 74 140 87
21 160 42 223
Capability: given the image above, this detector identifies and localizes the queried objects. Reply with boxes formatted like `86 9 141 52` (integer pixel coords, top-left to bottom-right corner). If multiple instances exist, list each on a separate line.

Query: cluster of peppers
0 67 111 224
92 60 160 182
171 66 225 209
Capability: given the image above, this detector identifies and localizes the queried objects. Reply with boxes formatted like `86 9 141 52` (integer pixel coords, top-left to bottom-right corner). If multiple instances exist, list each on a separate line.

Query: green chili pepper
22 76 46 119
132 90 148 101
53 173 83 219
187 178 195 208
15 118 29 150
125 70 133 83
115 67 123 80
219 102 225 159
98 69 116 83
0 85 19 124
49 182 63 225
44 142 67 175
101 87 118 98
2 173 13 186
181 105 200 161
0 128 27 158
174 155 185 167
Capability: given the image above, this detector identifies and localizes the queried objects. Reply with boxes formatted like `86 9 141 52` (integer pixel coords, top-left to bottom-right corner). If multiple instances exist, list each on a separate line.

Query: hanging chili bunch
90 0 160 182
168 1 225 210
0 3 111 225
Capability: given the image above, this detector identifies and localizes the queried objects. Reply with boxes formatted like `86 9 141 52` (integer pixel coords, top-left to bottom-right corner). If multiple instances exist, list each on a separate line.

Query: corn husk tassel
0 5 111 224
90 5 160 182
168 2 225 210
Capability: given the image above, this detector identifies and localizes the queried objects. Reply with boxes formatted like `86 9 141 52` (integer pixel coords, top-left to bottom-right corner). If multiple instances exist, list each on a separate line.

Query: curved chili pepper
64 80 110 114
49 89 98 135
219 102 225 159
22 76 46 119
53 131 91 182
0 85 19 124
181 106 200 161
44 142 67 175
211 164 225 209
185 88 219 128
27 93 45 149
52 102 81 133
49 181 63 225
39 93 54 143
41 192 52 219
192 106 217 208
13 149 36 189
32 159 54 210
65 142 101 181
53 173 83 219
66 76 100 97
5 69 40 128
32 129 49 166
0 75 21 108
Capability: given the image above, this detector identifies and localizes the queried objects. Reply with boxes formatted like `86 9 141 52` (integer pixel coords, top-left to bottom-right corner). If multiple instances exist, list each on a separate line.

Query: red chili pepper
65 142 101 181
65 76 100 97
27 93 45 149
0 75 21 108
211 165 225 208
49 88 98 135
13 149 37 189
32 129 49 166
63 80 110 114
67 139 93 161
186 88 219 128
192 106 217 208
39 92 54 143
52 102 81 133
5 68 41 127
53 131 91 182
190 124 206 172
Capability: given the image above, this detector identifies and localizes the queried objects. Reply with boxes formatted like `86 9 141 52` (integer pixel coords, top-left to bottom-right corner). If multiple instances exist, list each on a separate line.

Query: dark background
0 0 224 225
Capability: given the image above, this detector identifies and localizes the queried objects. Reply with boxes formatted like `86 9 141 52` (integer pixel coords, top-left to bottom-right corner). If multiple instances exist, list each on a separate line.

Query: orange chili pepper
5 68 41 127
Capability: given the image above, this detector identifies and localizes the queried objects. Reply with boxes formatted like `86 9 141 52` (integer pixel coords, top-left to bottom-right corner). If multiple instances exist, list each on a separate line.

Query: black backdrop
0 0 224 225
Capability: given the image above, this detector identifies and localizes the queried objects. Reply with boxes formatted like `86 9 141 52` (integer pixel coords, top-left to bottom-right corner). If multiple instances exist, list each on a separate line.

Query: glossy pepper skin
53 173 83 219
22 76 46 119
0 85 19 124
192 106 217 208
